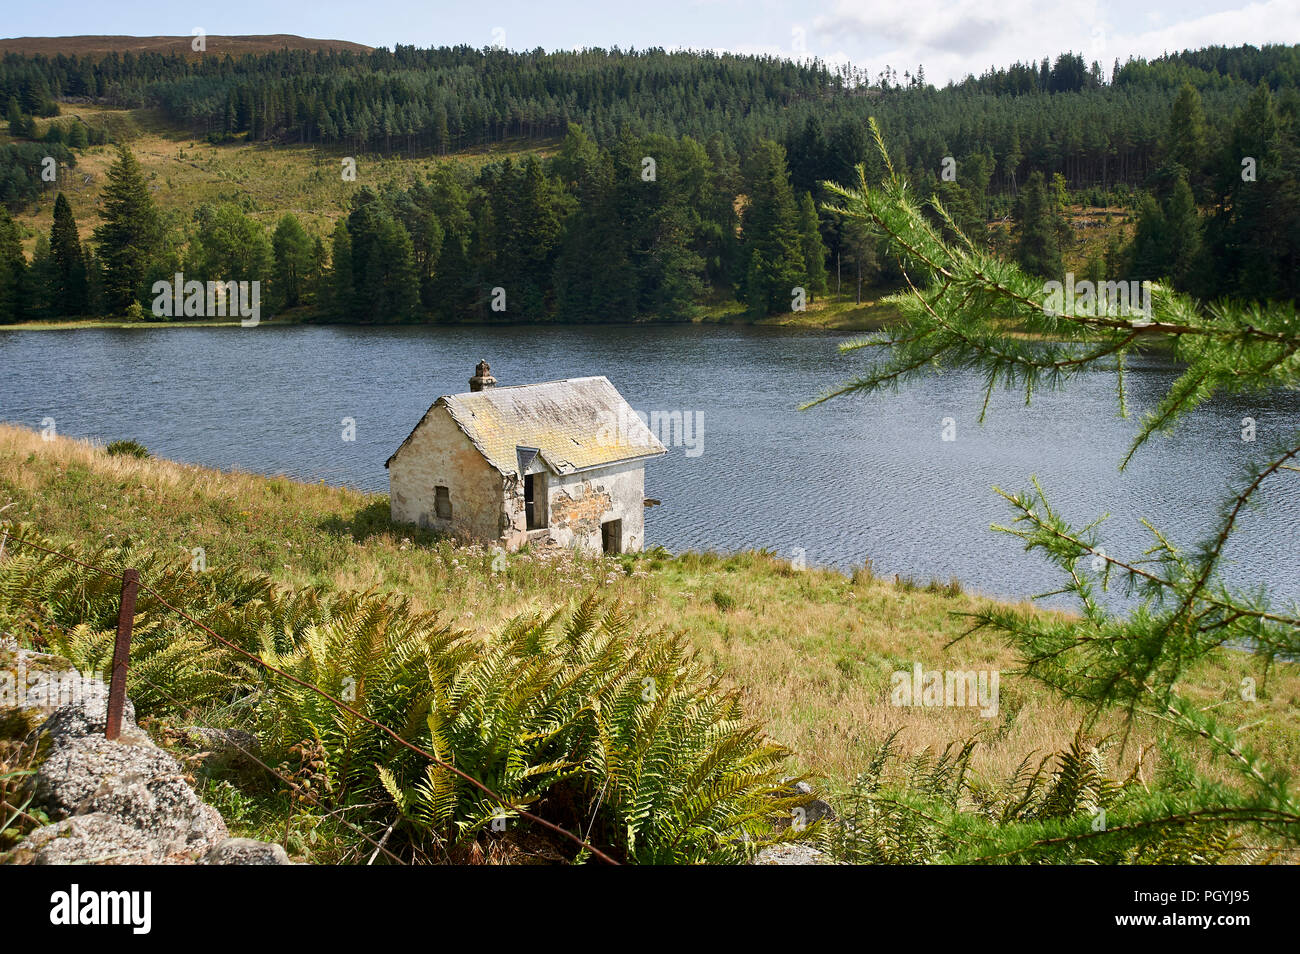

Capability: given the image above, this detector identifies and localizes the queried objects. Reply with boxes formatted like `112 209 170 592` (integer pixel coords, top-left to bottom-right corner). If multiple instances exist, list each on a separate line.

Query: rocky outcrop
2 649 290 865
751 778 837 865
201 837 292 865
753 843 831 865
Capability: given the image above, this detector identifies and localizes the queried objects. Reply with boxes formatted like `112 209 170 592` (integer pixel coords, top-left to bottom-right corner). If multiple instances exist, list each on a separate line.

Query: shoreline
0 292 905 333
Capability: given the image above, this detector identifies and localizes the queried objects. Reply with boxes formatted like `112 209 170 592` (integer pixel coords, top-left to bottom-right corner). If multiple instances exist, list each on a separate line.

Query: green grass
695 288 904 330
3 422 1295 794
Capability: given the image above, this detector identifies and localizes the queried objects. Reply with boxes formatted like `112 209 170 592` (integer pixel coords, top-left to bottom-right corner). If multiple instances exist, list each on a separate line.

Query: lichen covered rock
3 652 284 865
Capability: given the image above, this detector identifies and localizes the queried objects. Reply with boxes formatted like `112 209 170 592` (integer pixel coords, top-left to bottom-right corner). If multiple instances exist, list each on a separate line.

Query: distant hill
0 34 372 59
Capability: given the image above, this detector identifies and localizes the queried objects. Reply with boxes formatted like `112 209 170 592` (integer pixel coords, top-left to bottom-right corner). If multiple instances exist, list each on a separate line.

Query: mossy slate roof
387 376 667 476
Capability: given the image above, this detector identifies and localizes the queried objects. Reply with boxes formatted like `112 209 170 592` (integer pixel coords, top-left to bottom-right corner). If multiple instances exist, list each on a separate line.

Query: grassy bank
3 423 1294 792
696 289 904 331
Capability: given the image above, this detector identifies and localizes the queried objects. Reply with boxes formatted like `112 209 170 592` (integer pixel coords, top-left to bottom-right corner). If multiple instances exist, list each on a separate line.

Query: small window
435 485 452 520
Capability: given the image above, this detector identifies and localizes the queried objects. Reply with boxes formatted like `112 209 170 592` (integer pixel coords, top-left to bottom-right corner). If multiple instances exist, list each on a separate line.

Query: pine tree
93 146 164 312
0 207 27 322
1163 82 1209 197
739 140 806 317
270 213 315 310
328 217 354 318
49 192 87 317
1013 170 1062 279
6 97 23 138
797 192 828 300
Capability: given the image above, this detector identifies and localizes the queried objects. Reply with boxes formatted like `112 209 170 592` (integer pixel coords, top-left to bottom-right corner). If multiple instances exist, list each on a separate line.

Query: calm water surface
2 323 1297 607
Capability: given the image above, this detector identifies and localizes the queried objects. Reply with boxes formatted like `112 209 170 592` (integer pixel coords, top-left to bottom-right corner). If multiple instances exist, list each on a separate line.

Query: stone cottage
386 361 666 554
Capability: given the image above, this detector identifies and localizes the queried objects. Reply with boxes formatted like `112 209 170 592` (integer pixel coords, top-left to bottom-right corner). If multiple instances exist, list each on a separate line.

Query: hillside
4 103 555 250
2 41 1295 329
0 34 372 58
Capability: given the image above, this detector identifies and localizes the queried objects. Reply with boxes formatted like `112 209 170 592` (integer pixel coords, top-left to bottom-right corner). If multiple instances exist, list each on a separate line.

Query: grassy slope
2 422 1295 791
6 104 560 255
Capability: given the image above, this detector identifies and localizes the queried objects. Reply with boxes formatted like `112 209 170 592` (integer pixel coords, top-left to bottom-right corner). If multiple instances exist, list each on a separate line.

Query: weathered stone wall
388 407 504 542
390 409 650 554
547 461 646 555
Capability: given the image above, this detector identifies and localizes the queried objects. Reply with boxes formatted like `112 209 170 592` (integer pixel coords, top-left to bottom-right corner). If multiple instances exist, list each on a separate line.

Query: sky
4 0 1298 85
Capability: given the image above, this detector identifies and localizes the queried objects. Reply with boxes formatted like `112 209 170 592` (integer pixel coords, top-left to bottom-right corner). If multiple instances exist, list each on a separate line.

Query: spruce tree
93 146 164 312
739 140 806 317
49 192 88 317
1013 170 1062 279
553 124 631 321
1161 173 1202 289
1127 192 1169 281
0 207 27 323
797 191 829 300
27 233 56 319
345 189 418 323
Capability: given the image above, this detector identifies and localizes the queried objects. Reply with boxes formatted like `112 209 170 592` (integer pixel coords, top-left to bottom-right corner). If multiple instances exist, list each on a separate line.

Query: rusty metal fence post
105 568 139 741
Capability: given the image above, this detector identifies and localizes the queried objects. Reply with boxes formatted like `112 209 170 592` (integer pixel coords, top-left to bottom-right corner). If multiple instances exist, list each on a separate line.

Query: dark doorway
525 473 547 530
601 518 622 555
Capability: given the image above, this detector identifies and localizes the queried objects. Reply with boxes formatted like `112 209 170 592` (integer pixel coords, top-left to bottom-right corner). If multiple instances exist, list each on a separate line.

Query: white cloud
1117 0 1300 59
810 0 1300 84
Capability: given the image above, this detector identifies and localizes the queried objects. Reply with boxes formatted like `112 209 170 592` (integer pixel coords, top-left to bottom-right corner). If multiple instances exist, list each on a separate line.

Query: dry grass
6 104 560 255
2 422 1296 792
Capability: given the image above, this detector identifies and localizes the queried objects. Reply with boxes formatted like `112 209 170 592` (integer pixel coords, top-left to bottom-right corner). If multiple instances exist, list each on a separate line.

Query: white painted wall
546 460 647 555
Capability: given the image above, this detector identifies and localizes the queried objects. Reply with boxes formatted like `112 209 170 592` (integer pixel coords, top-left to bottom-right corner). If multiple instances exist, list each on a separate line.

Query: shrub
105 439 149 459
710 589 736 612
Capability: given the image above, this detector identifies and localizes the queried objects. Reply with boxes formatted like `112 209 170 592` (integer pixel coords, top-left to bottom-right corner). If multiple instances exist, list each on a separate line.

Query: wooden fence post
105 568 139 741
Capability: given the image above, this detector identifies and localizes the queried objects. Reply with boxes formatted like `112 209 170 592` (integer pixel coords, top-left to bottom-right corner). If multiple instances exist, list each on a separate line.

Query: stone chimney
469 359 496 392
